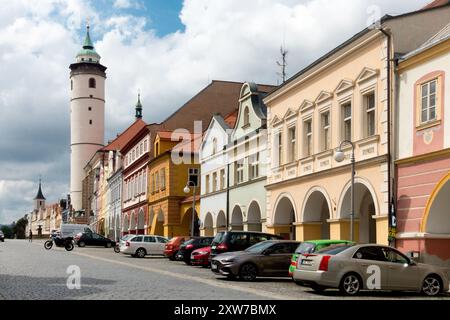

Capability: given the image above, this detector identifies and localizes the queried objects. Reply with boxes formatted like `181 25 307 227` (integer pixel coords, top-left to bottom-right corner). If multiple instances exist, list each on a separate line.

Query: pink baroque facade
395 24 450 267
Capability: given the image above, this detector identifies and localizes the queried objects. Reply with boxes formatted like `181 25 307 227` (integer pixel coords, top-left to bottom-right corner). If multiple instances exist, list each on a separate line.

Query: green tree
14 216 28 239
1 225 13 238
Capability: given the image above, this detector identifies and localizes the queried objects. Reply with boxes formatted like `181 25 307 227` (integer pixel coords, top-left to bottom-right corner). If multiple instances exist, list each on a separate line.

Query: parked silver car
293 244 449 296
120 234 169 258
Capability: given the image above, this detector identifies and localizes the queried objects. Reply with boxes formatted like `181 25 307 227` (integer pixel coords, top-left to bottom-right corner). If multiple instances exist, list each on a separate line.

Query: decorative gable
283 108 298 121
271 115 283 127
356 67 379 84
315 91 333 105
334 79 354 95
299 99 314 113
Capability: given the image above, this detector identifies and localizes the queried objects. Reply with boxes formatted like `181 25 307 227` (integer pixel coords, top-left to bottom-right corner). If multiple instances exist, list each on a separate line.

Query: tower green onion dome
76 24 101 63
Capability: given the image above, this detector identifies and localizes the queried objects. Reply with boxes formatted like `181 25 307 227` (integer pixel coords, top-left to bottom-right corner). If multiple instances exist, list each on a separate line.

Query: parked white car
120 234 169 258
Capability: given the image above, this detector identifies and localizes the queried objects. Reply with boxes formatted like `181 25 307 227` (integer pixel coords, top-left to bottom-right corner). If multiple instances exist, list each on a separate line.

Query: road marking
71 250 295 300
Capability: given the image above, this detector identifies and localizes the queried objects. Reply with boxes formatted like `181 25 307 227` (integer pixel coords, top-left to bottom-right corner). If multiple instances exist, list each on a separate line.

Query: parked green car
288 240 354 277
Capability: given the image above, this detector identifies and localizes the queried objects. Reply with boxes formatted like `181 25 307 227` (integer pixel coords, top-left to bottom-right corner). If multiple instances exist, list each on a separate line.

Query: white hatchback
120 234 169 258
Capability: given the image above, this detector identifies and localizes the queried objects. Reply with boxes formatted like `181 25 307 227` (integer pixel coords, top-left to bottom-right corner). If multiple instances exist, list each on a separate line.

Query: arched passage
150 209 164 236
122 214 130 236
181 208 200 237
216 211 227 232
231 205 243 231
273 194 296 239
302 189 331 239
423 174 450 234
137 209 145 234
204 212 214 236
129 211 136 234
339 181 377 243
247 201 262 232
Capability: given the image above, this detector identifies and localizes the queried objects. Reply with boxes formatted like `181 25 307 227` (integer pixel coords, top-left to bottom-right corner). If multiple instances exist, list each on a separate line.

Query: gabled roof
161 80 275 133
401 23 450 60
102 119 147 152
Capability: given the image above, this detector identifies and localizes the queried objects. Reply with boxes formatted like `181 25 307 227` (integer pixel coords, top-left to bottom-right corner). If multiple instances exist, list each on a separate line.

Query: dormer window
89 78 96 88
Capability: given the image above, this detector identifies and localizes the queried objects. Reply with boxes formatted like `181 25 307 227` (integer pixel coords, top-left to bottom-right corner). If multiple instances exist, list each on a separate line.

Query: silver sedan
292 244 449 296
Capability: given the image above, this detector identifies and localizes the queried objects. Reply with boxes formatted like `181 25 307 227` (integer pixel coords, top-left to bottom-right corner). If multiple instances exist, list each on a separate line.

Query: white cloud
0 0 431 223
113 0 143 10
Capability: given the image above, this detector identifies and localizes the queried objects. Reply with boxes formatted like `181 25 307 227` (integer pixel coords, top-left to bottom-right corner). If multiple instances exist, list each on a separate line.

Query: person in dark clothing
29 230 33 242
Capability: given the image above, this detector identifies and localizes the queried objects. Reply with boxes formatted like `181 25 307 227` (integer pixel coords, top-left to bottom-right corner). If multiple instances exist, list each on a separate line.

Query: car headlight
221 258 235 263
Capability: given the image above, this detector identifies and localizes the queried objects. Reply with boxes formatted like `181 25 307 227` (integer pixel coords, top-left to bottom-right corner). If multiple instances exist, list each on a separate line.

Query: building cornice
395 148 450 166
263 30 382 106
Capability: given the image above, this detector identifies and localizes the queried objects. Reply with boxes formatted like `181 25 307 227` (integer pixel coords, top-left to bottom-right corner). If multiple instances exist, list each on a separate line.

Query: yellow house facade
147 132 201 238
263 5 450 244
264 29 391 244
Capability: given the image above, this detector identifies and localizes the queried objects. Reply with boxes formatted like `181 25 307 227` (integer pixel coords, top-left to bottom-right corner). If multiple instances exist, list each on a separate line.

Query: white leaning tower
70 24 107 211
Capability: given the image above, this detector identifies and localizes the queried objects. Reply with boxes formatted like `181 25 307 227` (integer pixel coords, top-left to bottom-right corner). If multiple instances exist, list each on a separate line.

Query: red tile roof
102 119 147 152
223 109 239 128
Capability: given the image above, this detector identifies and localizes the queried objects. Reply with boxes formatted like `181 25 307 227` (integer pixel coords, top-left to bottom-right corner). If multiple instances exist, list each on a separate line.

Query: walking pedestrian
29 230 33 242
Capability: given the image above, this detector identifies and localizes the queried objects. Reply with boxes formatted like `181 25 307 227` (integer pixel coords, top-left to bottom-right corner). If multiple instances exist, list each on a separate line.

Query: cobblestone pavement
1 240 449 300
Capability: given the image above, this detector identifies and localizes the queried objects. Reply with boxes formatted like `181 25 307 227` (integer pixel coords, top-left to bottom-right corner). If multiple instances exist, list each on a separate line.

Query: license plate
211 263 218 270
301 260 312 266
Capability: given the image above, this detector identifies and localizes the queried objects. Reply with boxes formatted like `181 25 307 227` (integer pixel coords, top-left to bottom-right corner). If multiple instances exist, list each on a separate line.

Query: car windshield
317 244 354 255
121 234 133 241
245 241 274 253
183 239 195 246
295 242 315 254
211 232 225 245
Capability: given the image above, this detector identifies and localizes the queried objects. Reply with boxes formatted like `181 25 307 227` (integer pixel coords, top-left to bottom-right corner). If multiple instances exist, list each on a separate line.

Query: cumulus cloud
0 0 430 223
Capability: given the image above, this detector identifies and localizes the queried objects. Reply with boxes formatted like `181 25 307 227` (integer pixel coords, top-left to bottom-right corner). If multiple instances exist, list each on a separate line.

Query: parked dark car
75 232 116 248
176 237 214 264
211 240 300 281
0 230 4 242
210 231 283 261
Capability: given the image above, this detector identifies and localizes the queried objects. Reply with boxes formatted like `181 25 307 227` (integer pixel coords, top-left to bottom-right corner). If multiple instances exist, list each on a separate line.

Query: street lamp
334 140 355 242
184 181 197 237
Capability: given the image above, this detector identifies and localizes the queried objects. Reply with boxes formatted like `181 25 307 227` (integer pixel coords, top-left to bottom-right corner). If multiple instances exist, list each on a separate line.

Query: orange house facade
395 25 450 266
147 132 201 238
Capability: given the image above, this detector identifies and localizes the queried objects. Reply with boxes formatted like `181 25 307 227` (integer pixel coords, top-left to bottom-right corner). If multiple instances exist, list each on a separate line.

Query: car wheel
422 275 442 296
311 284 326 293
339 273 362 296
239 263 258 281
136 248 146 258
78 241 86 248
294 280 303 286
169 251 177 261
105 242 112 248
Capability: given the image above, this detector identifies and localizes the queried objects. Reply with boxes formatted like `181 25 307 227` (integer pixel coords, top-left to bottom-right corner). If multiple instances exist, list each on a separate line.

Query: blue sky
92 0 184 37
0 0 433 224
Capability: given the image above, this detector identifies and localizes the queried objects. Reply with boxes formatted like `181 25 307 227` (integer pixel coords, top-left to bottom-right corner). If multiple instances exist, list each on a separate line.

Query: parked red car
164 236 189 260
190 246 211 267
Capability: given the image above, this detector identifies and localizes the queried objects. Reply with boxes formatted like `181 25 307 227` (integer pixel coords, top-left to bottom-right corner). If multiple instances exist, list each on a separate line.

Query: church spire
135 92 143 119
34 177 46 200
83 23 94 50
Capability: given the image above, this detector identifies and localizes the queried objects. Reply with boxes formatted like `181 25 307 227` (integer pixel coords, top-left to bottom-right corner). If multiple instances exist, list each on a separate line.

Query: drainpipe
379 27 395 247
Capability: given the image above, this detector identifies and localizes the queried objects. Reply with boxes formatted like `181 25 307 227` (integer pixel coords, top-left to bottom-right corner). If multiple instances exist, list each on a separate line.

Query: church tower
70 24 107 211
34 178 46 211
